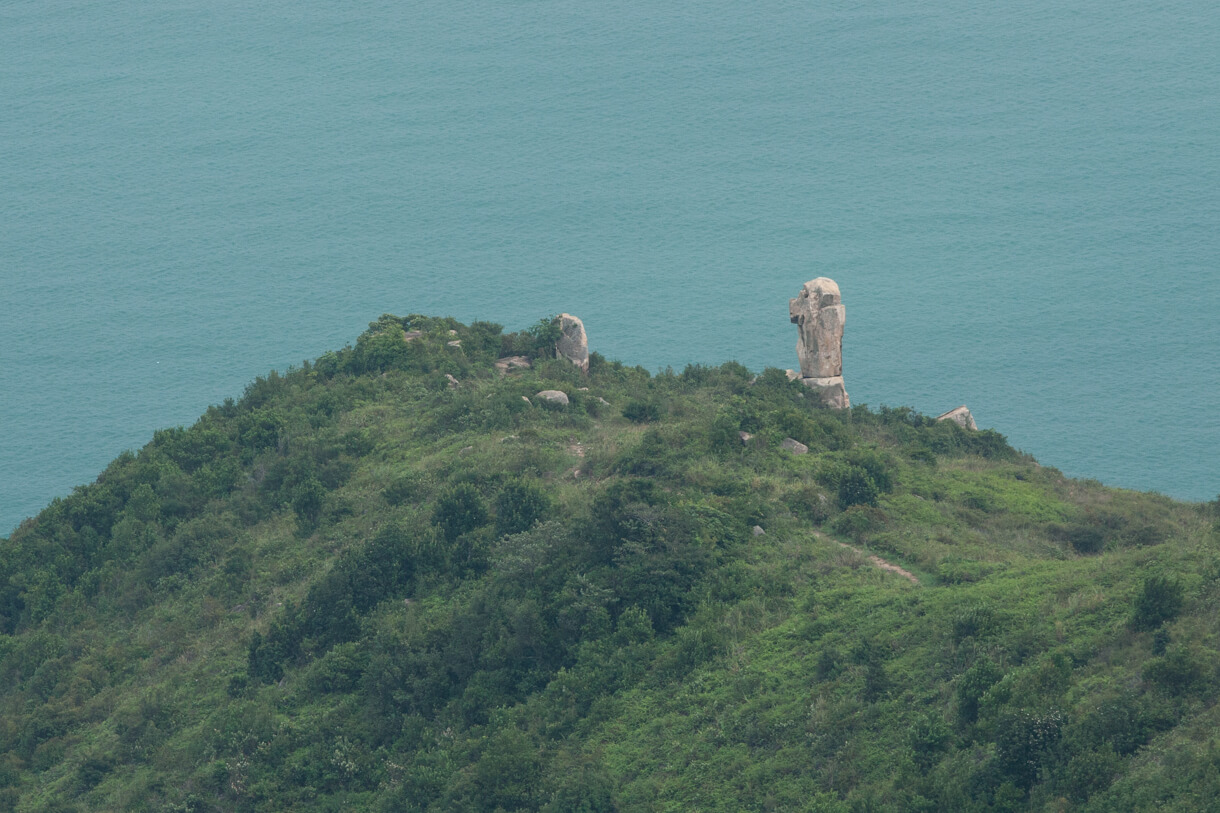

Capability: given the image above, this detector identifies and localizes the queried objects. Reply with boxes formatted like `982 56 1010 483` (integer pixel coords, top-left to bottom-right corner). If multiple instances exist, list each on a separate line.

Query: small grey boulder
536 390 570 406
495 356 532 375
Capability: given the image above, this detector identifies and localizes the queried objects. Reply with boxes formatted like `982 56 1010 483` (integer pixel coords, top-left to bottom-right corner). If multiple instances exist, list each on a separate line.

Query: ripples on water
2 0 1218 531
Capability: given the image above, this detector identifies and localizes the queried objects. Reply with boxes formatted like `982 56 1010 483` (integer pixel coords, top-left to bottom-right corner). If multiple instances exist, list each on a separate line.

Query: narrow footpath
813 530 920 585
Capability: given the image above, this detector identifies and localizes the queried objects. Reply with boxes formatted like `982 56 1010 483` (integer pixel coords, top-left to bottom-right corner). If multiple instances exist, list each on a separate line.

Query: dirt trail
813 531 920 585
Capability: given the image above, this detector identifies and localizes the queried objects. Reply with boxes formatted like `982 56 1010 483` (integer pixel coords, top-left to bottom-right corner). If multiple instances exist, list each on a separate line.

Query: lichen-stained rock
556 313 589 373
800 376 850 410
536 390 570 406
936 405 978 430
790 278 849 409
781 437 809 454
789 278 845 378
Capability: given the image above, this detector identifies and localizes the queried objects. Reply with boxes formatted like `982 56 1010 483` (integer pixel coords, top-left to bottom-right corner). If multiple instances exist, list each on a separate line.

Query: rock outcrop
494 356 532 375
790 278 849 409
936 405 977 431
556 314 589 373
535 390 570 406
781 437 809 454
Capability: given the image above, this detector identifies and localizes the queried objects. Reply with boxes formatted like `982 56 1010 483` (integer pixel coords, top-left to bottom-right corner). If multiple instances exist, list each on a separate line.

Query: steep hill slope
2 314 1217 812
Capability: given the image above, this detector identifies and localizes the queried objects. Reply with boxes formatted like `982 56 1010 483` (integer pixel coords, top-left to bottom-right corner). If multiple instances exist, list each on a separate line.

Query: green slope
1 314 1217 812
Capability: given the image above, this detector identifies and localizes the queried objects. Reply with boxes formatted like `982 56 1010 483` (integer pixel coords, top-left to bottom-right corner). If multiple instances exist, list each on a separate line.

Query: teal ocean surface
3 0 1218 532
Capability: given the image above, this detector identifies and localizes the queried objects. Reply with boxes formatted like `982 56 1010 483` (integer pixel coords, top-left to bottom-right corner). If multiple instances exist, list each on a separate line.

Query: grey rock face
495 356 532 375
790 278 849 409
536 390 570 406
790 278 845 378
781 437 809 454
556 313 589 373
800 376 850 410
936 405 977 430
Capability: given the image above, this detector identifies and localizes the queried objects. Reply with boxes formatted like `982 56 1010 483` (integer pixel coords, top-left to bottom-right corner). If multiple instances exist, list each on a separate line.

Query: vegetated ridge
1 313 1218 812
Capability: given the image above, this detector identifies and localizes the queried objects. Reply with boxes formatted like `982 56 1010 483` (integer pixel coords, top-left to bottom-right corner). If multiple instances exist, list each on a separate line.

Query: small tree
495 480 550 537
292 477 325 527
622 400 661 423
956 657 1003 725
1131 575 1184 631
838 466 879 509
433 484 489 542
994 709 1064 789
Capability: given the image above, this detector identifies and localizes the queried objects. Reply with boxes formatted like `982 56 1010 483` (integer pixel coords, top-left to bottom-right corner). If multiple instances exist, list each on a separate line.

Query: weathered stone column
555 313 589 373
789 278 850 409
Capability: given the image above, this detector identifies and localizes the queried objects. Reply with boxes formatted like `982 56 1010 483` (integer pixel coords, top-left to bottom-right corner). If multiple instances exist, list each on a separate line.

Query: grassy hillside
1 314 1218 812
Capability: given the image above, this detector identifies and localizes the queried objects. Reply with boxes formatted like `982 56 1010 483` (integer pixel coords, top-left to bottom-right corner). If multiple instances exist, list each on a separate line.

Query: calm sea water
3 0 1218 533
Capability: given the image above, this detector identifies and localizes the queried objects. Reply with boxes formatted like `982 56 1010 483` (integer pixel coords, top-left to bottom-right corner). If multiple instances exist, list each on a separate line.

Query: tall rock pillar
789 278 850 409
555 313 589 373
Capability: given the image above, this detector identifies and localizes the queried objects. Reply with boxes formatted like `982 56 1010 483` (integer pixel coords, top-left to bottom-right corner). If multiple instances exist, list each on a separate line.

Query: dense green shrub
1143 646 1210 696
957 658 1004 724
495 479 550 537
622 399 661 423
1131 574 1184 630
382 472 430 506
1058 747 1119 802
908 713 952 768
433 483 490 542
2 312 1217 812
994 708 1063 789
1054 523 1106 554
838 466 880 508
290 477 325 526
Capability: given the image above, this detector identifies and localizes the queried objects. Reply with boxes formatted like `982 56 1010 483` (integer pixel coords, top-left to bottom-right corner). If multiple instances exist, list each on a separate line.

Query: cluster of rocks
494 314 589 378
787 277 976 426
493 314 592 409
476 290 976 428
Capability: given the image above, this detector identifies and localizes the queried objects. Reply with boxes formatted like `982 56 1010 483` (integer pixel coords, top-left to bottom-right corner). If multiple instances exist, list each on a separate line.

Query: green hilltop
2 314 1218 812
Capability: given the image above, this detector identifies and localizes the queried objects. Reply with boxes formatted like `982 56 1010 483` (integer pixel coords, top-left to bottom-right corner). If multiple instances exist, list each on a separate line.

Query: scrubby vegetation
1 314 1218 811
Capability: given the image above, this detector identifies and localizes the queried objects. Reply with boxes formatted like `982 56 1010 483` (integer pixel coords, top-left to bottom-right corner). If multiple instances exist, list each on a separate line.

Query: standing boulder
556 313 589 373
790 278 850 409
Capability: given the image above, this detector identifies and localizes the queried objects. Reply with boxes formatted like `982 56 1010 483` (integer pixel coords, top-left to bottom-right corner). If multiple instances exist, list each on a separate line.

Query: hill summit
1 311 1217 812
